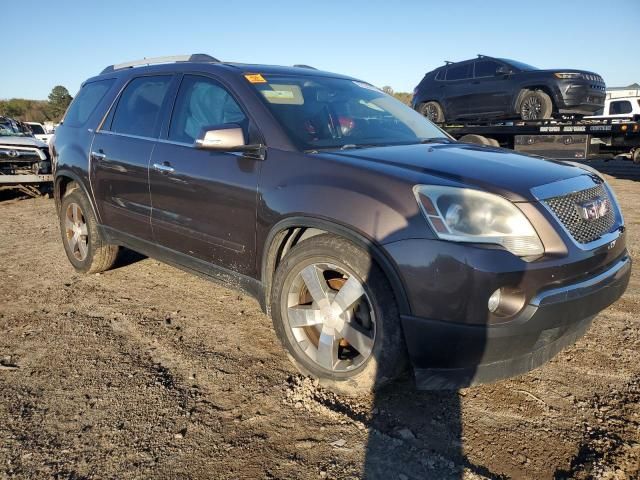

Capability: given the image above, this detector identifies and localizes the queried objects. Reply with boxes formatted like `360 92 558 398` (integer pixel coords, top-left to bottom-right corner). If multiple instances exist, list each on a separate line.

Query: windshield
499 58 538 71
249 75 448 150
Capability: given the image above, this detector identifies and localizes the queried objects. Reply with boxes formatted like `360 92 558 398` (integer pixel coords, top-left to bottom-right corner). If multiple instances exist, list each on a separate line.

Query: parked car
412 55 606 122
52 55 630 394
25 122 54 144
0 116 53 196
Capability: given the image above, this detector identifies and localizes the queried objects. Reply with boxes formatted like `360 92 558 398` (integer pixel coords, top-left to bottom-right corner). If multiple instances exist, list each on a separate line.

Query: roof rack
293 64 317 70
444 60 454 65
100 54 220 75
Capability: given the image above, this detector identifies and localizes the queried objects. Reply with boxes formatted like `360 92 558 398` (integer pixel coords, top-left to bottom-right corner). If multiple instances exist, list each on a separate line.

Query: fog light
488 289 502 313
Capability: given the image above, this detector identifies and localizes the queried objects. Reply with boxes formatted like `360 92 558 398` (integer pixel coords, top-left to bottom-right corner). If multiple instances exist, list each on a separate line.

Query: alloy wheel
521 96 543 120
285 262 376 372
64 202 89 261
424 103 439 122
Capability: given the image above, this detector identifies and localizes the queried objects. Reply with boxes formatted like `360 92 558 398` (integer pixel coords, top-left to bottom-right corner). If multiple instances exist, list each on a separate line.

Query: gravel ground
0 158 639 479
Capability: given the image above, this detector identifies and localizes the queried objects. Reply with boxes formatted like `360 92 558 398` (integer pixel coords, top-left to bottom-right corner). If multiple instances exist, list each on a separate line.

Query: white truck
25 122 54 144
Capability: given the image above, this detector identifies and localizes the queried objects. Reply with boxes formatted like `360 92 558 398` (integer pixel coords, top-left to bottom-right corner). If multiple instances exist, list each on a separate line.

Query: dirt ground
1 158 639 480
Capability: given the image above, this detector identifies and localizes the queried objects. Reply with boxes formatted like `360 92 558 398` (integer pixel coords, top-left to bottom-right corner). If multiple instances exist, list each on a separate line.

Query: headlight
554 72 581 79
413 185 544 257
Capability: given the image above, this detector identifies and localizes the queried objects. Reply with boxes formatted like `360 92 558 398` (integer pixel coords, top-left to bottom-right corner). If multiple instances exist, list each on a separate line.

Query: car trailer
437 116 640 162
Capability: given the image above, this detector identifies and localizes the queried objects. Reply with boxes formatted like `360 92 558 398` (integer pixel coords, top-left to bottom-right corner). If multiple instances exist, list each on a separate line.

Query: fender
260 216 411 316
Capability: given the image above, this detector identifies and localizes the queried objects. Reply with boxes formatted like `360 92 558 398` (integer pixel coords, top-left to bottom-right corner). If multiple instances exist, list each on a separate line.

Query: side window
435 69 445 81
609 101 632 115
474 60 501 78
63 79 115 127
446 63 472 81
168 75 247 144
109 75 172 138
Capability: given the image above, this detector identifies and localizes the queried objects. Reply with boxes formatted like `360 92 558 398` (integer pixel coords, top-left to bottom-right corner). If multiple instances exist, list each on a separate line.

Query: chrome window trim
531 174 624 251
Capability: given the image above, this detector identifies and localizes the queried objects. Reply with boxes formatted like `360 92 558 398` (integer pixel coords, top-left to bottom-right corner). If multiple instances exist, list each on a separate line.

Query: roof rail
100 54 220 75
293 64 317 70
444 60 454 65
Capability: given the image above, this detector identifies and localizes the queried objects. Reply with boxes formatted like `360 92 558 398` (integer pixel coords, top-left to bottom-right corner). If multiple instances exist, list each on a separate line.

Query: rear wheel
519 90 553 120
419 101 445 123
633 149 640 164
59 184 119 273
270 234 407 396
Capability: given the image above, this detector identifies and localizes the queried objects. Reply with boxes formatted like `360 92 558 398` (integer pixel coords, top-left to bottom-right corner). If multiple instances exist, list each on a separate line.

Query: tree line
0 86 73 123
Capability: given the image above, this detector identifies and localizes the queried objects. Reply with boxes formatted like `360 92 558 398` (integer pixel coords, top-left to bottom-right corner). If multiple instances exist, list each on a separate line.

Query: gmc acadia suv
52 54 630 393
412 56 606 122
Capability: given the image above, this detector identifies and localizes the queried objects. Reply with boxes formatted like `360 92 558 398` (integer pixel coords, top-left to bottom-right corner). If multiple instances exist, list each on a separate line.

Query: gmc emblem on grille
576 197 609 220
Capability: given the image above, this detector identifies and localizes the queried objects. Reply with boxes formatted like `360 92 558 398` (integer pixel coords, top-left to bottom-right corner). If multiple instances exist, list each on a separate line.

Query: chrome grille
544 183 616 244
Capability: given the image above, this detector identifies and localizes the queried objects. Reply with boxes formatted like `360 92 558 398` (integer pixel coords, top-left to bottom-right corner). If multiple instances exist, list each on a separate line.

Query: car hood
536 68 602 77
0 135 48 148
318 142 586 202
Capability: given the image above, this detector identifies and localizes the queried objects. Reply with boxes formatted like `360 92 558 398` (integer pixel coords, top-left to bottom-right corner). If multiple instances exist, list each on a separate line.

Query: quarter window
446 63 472 81
63 79 114 127
435 69 445 81
609 101 632 115
110 75 172 138
474 60 501 78
169 75 247 143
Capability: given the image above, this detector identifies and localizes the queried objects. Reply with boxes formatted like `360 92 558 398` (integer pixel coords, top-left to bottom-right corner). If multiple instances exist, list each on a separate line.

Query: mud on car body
51 54 630 394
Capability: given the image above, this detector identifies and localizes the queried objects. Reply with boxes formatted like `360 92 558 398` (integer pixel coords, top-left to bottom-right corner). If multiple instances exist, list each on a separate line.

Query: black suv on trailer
52 54 629 393
412 55 606 122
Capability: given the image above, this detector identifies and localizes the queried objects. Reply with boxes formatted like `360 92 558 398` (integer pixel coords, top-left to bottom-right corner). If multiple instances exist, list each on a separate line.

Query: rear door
443 63 474 119
91 74 175 241
149 73 261 276
466 60 511 118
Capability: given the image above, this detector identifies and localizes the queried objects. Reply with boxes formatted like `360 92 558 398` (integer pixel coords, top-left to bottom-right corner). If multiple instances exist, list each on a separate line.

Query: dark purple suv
51 54 630 394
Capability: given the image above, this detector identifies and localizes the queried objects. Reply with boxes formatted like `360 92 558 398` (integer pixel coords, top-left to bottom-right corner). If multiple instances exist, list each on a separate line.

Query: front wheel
270 234 407 396
519 90 553 120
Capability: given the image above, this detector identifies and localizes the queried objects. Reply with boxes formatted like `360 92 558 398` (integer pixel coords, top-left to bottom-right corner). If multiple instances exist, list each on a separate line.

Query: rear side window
609 101 632 115
110 75 172 138
435 69 445 81
446 63 472 81
169 75 247 143
474 60 501 78
63 79 114 127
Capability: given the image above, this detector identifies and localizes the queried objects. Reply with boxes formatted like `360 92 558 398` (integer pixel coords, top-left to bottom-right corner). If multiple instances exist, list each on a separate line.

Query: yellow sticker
244 73 267 83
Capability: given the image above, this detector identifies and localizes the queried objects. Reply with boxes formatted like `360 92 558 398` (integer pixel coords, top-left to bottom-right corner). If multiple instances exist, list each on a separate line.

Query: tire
270 234 407 396
59 183 119 274
519 90 553 120
633 149 640 165
458 134 493 146
419 101 445 123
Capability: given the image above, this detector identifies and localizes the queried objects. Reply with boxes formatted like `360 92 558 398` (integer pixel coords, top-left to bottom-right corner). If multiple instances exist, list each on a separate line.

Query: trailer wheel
419 101 445 123
519 90 553 120
458 134 493 146
633 149 640 164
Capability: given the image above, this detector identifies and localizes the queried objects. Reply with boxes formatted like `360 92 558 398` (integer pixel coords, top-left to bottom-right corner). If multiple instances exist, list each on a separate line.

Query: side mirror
195 124 247 150
496 66 512 76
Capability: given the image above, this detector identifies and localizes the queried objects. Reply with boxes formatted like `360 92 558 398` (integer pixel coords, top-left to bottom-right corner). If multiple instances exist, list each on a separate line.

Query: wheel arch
260 216 411 317
514 85 557 113
54 170 99 221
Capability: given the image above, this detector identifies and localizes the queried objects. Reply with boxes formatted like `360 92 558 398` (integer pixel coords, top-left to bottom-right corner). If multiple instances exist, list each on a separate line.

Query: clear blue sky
3 0 639 100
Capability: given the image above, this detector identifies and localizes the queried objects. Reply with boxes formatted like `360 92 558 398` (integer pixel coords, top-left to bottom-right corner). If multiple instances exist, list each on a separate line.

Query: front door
466 60 511 118
149 74 261 276
91 74 174 241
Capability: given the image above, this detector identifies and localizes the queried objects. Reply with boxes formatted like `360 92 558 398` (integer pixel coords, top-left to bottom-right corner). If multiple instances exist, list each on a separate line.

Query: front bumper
384 235 631 389
556 81 605 115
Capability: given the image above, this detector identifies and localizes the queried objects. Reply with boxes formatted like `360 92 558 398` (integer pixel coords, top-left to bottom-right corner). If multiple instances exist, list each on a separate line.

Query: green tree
47 85 73 121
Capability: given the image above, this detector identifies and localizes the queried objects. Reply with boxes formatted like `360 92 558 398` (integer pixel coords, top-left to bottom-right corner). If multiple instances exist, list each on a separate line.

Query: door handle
153 162 175 174
90 151 106 160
